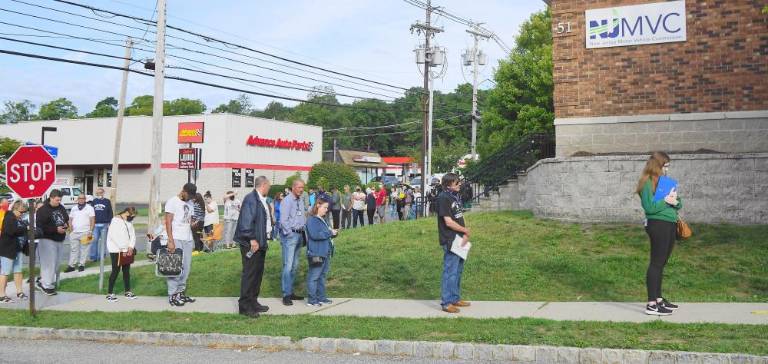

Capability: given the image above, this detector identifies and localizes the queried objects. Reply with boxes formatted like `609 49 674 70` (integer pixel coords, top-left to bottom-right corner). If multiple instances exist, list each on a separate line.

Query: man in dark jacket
35 189 69 296
88 188 113 262
234 175 271 318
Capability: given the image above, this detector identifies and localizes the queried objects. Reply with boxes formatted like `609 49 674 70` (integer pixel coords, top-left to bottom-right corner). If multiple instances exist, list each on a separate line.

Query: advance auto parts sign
178 122 205 143
586 1 686 49
246 135 313 152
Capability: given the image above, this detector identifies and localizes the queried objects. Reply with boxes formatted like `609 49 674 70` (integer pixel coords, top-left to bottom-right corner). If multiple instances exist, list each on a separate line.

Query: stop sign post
4 145 56 316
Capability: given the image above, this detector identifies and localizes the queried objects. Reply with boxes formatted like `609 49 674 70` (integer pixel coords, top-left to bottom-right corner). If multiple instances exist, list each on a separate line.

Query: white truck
44 185 93 209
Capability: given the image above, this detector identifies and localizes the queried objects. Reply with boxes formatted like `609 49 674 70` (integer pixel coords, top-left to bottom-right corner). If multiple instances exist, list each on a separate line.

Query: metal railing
463 133 555 205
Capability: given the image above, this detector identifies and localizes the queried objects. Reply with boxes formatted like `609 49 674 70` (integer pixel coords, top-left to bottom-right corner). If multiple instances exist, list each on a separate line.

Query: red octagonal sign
5 145 56 199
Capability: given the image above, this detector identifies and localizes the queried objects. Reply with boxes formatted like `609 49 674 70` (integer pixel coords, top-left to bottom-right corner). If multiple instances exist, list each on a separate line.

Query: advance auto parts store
0 113 322 203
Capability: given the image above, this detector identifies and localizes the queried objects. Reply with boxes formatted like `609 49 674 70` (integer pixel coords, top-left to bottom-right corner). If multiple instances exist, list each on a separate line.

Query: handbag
117 249 135 266
676 217 692 239
308 255 325 267
155 248 184 277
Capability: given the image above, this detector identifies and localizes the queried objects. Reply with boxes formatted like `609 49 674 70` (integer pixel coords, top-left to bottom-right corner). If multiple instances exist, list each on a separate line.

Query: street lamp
41 126 57 146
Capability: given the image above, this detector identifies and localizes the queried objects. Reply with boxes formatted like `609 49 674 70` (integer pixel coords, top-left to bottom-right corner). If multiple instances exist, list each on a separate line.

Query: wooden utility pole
148 0 166 239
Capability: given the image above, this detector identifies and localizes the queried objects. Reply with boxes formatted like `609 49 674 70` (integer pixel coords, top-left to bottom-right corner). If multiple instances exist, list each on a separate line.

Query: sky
0 0 547 115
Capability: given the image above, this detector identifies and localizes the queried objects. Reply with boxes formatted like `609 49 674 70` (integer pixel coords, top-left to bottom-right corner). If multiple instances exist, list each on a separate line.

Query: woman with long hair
105 207 138 302
636 151 683 316
305 199 337 307
0 200 29 302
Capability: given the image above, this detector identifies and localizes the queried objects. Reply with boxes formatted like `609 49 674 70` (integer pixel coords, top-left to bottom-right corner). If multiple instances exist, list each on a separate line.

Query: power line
4 3 404 99
324 113 467 132
324 123 467 139
0 48 407 113
53 0 416 92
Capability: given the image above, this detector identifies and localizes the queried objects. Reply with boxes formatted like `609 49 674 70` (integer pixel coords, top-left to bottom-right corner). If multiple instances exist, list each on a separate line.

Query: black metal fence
463 133 555 205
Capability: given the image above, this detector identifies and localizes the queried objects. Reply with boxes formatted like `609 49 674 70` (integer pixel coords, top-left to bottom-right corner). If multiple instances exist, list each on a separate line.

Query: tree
38 98 78 120
477 8 553 158
0 137 22 192
307 162 361 191
166 98 206 115
126 95 206 116
432 138 469 173
212 94 252 115
0 100 35 124
257 101 292 120
125 95 154 116
86 97 118 118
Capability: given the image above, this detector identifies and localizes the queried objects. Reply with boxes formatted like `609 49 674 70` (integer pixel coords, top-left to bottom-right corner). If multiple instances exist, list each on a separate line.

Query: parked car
371 175 400 188
44 185 92 209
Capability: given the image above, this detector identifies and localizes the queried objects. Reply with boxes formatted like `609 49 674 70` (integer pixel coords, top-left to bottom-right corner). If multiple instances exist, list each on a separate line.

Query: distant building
0 113 322 203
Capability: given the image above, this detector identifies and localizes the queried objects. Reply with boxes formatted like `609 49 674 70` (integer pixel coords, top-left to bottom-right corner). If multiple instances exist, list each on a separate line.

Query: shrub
307 162 361 191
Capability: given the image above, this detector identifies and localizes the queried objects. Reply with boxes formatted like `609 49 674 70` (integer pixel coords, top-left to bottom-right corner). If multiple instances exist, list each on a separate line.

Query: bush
307 162 361 191
268 184 286 198
284 171 303 187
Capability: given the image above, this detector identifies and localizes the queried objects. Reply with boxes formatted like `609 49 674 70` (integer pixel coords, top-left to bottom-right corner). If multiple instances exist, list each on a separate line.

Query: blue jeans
440 244 464 307
306 255 331 304
89 223 109 261
280 231 303 297
0 251 23 275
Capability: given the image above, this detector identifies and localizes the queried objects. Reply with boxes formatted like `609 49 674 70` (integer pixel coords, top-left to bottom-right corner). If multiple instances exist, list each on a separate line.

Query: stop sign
5 145 56 199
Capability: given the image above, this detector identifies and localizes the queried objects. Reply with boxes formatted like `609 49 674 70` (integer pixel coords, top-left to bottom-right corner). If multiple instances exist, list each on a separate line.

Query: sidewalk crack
536 302 550 311
310 299 353 315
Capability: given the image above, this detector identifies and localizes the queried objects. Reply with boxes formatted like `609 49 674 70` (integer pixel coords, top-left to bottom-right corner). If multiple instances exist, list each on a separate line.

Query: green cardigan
639 179 682 223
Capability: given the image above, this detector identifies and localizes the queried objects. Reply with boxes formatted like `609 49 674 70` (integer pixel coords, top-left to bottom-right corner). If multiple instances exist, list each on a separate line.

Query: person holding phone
35 189 70 296
234 176 271 318
436 173 470 314
105 207 138 302
305 199 337 307
637 151 683 316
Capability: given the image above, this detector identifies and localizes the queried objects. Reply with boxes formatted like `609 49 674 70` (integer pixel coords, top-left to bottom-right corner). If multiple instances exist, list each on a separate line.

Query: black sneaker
282 296 293 306
254 304 270 313
179 292 196 303
124 292 137 300
169 294 185 307
43 288 57 296
106 294 118 303
63 266 76 273
645 303 673 316
659 297 679 310
35 280 45 292
78 265 85 272
289 294 304 301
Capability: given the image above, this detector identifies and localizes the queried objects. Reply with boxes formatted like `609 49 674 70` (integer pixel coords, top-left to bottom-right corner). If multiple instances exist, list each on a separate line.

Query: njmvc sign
586 1 686 49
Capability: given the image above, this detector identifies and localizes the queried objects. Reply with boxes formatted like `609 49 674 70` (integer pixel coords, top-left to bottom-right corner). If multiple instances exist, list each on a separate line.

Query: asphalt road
0 338 491 364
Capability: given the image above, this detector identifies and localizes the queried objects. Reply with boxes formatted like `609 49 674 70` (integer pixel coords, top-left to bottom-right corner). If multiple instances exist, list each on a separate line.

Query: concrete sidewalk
4 289 767 325
4 256 767 325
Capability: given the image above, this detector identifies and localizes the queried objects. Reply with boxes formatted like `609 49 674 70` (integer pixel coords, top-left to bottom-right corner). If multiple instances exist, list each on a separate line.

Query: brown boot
454 300 471 307
442 304 460 313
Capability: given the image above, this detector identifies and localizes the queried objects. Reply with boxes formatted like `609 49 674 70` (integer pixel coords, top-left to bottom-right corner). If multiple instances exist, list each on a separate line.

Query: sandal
0 296 13 303
16 292 28 300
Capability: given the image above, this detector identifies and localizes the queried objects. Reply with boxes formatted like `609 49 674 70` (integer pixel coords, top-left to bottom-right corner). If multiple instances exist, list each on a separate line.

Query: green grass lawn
0 309 765 355
59 211 768 302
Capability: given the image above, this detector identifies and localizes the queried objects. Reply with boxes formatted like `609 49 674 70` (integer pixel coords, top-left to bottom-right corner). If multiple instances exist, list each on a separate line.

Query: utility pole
465 27 489 160
411 0 443 214
148 0 166 240
103 36 133 292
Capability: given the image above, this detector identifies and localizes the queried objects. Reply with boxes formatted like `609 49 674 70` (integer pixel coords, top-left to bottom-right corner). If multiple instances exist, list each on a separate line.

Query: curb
0 326 765 363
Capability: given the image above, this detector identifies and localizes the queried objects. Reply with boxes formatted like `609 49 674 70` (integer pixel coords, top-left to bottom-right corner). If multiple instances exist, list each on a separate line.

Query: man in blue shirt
88 188 113 262
278 178 308 306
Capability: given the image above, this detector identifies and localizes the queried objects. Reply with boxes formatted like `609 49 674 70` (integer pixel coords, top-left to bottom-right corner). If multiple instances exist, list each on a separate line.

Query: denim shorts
0 252 23 275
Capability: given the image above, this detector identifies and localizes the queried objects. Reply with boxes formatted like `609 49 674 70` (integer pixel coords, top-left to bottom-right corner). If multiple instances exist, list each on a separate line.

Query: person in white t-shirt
203 191 220 250
222 191 241 249
65 194 95 272
164 183 197 307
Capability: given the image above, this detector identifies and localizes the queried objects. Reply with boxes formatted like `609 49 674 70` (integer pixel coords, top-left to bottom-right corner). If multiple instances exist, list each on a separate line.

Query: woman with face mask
105 207 138 302
0 200 30 302
636 151 683 316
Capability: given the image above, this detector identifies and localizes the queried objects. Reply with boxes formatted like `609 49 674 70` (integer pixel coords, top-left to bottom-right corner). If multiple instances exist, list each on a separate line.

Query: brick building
479 1 768 224
548 0 768 157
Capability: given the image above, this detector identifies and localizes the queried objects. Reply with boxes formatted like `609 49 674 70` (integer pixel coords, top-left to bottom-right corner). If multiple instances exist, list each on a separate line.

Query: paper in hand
450 234 471 260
